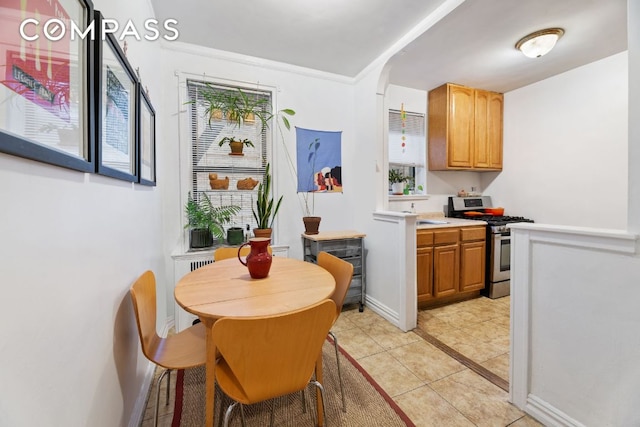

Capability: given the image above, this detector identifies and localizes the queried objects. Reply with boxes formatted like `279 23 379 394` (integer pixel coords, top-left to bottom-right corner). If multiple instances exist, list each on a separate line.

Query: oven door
492 232 511 282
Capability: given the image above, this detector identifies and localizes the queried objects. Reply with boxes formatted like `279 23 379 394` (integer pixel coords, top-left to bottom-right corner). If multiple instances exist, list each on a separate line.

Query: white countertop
415 212 487 229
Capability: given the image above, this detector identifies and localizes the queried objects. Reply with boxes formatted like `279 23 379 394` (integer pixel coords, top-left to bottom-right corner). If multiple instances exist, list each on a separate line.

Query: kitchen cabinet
428 83 503 171
417 226 485 308
459 227 487 292
302 230 366 312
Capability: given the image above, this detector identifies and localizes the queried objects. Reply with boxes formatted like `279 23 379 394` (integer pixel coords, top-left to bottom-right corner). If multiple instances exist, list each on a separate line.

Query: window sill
388 194 430 201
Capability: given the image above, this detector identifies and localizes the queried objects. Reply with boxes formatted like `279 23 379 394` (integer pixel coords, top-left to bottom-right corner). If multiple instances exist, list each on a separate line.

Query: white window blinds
388 109 425 166
186 80 272 232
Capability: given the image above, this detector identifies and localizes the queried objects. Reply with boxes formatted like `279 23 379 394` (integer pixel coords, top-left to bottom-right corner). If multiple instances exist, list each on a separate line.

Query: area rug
172 339 415 426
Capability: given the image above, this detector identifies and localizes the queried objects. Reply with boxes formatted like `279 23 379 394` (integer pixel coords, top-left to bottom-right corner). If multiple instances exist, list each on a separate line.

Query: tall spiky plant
252 163 283 229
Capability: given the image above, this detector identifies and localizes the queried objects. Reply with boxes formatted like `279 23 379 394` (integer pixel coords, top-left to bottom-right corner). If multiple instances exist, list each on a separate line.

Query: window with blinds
388 109 426 193
186 80 272 233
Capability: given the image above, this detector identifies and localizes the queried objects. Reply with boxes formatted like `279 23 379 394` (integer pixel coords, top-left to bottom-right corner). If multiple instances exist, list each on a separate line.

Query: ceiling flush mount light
515 28 564 58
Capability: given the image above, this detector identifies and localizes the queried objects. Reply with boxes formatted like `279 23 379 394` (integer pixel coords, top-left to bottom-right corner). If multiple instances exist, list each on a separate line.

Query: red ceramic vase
238 237 272 279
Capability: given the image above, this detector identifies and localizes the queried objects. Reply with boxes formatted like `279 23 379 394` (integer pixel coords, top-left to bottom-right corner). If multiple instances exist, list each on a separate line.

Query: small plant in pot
219 136 254 156
184 192 240 249
389 169 408 195
252 163 282 240
226 226 244 245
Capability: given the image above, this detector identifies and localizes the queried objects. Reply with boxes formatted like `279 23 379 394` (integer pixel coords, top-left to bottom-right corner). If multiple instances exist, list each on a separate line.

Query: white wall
510 225 640 426
158 43 358 301
509 5 640 425
484 52 628 229
0 0 166 425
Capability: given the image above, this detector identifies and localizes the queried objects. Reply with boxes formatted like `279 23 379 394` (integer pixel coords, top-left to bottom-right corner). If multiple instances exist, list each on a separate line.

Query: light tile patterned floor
140 296 544 426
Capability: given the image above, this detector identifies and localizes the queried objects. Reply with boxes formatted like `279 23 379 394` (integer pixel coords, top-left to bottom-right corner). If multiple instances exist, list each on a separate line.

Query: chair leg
329 330 346 412
166 369 171 405
300 388 307 413
311 379 328 426
154 368 171 427
223 401 238 427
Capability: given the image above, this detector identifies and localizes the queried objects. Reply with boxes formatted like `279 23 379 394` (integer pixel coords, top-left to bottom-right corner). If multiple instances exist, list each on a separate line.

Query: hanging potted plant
252 163 283 239
184 192 240 249
218 136 254 156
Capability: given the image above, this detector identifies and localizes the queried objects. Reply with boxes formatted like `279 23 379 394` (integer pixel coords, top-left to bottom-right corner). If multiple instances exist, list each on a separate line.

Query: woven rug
172 339 415 426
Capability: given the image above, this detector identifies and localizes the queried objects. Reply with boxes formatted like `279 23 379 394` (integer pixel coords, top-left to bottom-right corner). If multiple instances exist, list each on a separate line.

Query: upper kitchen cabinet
428 83 503 171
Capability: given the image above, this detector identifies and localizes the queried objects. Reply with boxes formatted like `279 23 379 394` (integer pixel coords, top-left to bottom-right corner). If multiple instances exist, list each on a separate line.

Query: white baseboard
363 295 402 329
525 394 587 427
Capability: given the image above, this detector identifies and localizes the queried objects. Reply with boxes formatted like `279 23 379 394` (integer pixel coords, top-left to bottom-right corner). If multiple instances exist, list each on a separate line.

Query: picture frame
94 11 138 182
137 83 156 186
0 0 95 172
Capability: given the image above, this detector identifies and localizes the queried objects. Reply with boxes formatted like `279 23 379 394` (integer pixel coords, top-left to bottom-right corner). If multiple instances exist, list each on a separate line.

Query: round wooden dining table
175 256 336 426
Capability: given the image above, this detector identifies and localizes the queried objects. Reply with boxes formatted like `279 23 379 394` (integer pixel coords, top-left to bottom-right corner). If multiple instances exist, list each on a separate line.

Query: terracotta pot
253 228 272 239
229 140 244 156
238 237 272 279
303 216 321 235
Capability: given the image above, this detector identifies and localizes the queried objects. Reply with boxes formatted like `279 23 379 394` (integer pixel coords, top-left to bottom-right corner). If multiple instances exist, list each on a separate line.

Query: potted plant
218 136 254 156
389 169 408 195
226 226 244 245
252 163 283 239
184 192 241 249
199 85 295 132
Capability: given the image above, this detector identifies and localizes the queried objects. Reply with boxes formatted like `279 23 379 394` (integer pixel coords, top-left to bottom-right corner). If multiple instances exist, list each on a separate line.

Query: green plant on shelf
184 192 240 240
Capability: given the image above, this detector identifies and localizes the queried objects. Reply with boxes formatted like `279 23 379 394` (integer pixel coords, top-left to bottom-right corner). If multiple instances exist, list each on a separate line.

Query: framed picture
94 11 138 182
0 0 95 172
137 83 156 185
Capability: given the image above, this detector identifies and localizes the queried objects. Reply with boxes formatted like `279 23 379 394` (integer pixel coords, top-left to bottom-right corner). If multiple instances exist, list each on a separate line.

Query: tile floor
141 296 544 426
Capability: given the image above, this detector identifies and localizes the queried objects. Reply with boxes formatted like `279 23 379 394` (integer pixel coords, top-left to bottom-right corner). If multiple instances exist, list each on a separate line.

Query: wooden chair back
317 251 354 319
212 299 336 404
130 270 161 363
130 270 206 369
213 245 272 261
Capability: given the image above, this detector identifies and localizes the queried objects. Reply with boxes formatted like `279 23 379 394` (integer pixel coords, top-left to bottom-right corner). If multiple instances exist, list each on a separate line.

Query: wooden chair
129 270 206 427
212 299 336 427
317 251 354 412
213 245 272 261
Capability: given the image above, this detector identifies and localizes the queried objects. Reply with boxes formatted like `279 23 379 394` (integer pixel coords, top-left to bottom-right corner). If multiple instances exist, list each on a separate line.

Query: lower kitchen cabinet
460 241 486 292
459 227 487 292
417 226 486 308
416 246 433 303
433 244 459 297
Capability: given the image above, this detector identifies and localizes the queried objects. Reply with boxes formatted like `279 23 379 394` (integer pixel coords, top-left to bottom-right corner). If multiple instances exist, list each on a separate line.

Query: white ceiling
151 0 628 93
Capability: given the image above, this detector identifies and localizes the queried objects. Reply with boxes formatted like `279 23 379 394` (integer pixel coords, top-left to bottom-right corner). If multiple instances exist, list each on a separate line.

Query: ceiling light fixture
515 28 564 58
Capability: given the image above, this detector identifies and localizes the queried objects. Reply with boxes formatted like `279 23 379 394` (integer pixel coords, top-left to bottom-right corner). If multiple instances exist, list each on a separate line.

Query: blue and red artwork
296 127 342 193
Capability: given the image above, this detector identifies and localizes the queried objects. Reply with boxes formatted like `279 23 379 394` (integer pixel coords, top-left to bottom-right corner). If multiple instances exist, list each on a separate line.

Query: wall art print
95 10 138 182
0 0 95 172
296 127 342 193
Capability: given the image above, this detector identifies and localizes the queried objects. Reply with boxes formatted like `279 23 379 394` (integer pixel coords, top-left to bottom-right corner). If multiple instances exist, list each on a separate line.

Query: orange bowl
485 207 504 216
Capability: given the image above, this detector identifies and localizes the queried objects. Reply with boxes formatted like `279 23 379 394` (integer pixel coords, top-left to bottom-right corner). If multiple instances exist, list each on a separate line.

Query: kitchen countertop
416 212 487 229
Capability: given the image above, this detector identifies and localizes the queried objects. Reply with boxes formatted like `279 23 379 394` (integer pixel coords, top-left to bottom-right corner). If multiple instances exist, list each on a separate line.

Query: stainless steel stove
447 196 534 298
